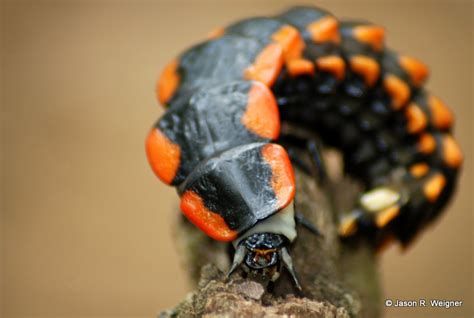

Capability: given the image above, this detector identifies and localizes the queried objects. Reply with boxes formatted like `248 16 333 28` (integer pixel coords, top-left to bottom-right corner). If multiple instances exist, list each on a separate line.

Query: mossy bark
164 151 382 318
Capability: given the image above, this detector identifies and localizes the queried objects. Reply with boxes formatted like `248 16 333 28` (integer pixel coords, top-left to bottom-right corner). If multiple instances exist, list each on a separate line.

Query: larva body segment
147 6 462 262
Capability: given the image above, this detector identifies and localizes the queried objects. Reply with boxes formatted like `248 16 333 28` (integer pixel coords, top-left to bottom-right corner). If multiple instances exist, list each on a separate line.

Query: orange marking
428 95 454 130
349 55 380 86
376 205 400 228
287 58 315 76
409 163 429 177
417 133 436 154
399 55 429 87
180 191 237 241
241 82 280 139
261 144 296 209
405 103 427 134
339 216 358 237
442 135 463 168
244 43 284 87
353 25 385 51
383 74 410 110
207 27 225 39
307 16 340 44
254 248 277 255
145 128 181 185
271 25 305 62
423 173 446 203
157 59 180 106
316 55 345 81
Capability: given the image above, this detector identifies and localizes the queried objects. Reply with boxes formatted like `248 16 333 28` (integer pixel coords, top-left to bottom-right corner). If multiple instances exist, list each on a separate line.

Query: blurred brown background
1 1 472 317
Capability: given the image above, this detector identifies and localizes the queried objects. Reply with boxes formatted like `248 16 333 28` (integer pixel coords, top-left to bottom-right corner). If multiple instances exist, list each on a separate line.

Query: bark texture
163 151 382 318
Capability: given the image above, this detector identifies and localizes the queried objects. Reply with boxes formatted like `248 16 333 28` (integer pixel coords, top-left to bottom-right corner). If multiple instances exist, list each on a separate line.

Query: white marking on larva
233 200 296 248
360 188 400 213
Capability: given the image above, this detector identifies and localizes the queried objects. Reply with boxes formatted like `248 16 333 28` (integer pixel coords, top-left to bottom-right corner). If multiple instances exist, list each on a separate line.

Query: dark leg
295 210 323 237
287 147 312 175
278 133 312 175
306 138 328 185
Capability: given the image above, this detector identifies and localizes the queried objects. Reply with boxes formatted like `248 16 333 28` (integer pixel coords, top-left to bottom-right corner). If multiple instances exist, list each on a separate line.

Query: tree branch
162 151 382 318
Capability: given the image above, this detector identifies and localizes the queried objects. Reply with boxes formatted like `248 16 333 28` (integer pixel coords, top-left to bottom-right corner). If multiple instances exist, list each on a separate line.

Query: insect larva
146 6 462 288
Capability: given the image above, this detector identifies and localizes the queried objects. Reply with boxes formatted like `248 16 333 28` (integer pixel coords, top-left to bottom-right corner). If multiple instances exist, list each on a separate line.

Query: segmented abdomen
147 6 462 246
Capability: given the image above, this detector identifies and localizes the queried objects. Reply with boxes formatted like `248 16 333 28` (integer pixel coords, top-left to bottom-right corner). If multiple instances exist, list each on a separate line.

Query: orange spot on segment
417 133 436 154
287 58 315 76
442 135 463 168
399 55 429 87
428 95 454 130
157 59 180 106
241 82 280 139
383 74 410 110
339 215 358 237
307 16 341 44
423 173 446 203
409 163 429 177
244 43 284 87
271 25 305 62
376 205 400 228
315 55 345 81
405 103 427 134
349 55 380 86
353 25 385 51
207 27 225 39
146 128 181 185
180 191 237 241
261 144 296 209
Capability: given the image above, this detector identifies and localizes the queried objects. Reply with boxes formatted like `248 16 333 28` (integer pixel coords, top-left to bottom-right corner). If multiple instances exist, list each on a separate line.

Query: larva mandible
146 6 463 288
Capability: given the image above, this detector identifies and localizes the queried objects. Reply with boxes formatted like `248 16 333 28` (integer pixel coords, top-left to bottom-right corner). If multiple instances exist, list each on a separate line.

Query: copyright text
384 299 463 309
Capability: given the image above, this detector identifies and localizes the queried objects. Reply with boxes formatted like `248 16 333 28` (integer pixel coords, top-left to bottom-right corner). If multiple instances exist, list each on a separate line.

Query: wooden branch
162 151 382 318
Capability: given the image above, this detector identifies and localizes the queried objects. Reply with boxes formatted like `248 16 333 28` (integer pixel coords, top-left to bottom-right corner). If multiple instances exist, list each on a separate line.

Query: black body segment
226 17 286 41
155 81 278 185
148 6 462 246
165 35 267 110
179 142 295 241
279 6 341 57
180 143 288 234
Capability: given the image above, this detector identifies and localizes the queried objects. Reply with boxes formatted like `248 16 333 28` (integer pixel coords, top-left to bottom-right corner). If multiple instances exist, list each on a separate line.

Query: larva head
243 233 284 277
227 233 301 289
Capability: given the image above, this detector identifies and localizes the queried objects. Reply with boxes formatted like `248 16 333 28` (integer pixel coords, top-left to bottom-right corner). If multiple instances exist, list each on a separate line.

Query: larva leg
286 147 312 175
306 138 328 184
277 134 312 174
278 133 329 185
295 211 323 237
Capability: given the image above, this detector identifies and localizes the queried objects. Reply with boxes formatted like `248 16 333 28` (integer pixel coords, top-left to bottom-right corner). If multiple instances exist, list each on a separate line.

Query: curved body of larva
146 6 462 252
